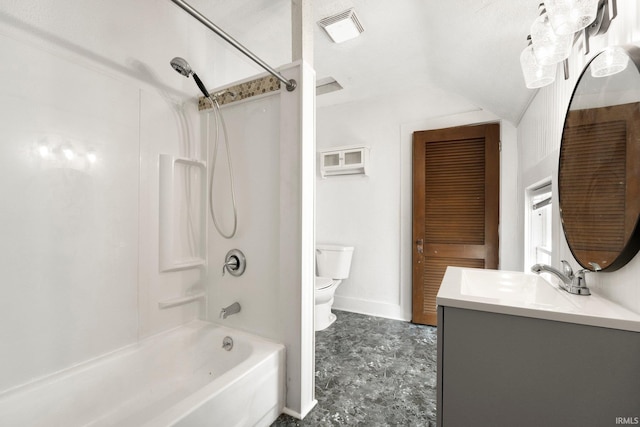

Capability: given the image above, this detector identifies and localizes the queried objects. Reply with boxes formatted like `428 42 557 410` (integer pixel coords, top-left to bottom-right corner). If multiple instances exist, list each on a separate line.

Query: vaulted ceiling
202 0 542 124
312 0 542 124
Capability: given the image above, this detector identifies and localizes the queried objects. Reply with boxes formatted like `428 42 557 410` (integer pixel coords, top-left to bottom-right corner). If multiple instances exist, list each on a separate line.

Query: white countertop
437 266 640 333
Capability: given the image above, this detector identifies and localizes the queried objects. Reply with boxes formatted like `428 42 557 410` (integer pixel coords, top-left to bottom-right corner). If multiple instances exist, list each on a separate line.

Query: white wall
518 1 640 314
317 88 520 321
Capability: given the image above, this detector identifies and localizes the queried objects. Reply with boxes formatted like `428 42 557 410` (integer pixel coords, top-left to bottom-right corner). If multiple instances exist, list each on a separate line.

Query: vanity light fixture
521 0 617 89
530 5 573 65
590 46 629 77
521 37 557 89
544 0 599 35
318 8 364 44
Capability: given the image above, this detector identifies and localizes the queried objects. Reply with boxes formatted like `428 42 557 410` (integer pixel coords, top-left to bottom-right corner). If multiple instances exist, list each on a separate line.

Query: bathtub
0 320 286 426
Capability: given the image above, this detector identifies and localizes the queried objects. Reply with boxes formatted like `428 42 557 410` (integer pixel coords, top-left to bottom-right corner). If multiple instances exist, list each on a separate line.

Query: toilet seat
315 277 335 291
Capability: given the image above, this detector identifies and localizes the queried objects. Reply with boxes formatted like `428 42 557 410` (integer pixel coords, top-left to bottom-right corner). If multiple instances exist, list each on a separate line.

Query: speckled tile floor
271 310 437 426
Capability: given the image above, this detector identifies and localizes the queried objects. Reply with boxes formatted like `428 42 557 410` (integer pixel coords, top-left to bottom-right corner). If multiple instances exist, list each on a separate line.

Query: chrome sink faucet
220 302 241 319
531 260 599 296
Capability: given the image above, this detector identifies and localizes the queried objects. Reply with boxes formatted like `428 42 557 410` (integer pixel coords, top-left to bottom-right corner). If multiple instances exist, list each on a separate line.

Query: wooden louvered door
412 124 500 325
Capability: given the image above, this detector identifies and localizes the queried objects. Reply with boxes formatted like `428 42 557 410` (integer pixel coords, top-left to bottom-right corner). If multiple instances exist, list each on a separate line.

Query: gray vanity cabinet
437 306 640 427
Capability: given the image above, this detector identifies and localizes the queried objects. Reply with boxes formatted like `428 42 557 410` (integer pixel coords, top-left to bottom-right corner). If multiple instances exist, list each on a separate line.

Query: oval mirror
559 45 640 271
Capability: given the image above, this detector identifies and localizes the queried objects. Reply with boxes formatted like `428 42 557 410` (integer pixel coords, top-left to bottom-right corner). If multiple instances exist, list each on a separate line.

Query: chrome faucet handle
574 268 588 279
575 262 601 280
574 262 602 281
222 257 239 276
222 249 246 277
571 267 595 295
560 260 574 279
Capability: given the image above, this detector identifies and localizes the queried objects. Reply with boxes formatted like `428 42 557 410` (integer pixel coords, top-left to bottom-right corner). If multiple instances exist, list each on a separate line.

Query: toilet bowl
315 244 354 331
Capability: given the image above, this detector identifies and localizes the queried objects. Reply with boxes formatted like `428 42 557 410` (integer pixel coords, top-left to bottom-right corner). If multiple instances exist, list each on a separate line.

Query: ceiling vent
318 8 364 43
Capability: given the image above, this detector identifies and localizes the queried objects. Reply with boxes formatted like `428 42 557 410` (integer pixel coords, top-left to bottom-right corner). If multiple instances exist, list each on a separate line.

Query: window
527 183 552 268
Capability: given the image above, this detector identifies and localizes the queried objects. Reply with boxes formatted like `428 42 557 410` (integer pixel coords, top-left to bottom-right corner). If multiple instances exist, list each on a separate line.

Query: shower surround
0 0 315 420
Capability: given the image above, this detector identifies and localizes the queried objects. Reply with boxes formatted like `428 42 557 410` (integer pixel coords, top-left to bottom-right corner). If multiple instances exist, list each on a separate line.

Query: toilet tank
316 244 354 279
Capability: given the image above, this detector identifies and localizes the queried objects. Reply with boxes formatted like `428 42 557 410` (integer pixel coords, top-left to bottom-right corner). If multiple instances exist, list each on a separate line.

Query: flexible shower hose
208 97 237 239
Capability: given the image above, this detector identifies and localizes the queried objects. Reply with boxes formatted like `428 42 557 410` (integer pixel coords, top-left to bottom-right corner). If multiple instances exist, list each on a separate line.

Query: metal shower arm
169 0 297 92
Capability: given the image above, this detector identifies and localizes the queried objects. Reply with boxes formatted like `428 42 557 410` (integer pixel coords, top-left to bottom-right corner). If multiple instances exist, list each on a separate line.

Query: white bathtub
0 320 286 426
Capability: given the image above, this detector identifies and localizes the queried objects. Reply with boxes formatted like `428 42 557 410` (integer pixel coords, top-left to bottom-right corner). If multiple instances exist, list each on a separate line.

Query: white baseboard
282 399 317 420
332 295 411 321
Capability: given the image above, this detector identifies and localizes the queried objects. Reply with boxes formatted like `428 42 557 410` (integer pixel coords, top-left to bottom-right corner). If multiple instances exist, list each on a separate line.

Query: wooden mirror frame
559 45 640 271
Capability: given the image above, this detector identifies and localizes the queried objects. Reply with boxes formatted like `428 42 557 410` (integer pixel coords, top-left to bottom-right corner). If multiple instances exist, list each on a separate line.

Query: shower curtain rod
169 0 297 92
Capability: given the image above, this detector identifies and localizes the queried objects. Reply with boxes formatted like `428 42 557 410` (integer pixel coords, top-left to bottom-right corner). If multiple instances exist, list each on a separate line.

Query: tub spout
220 302 241 319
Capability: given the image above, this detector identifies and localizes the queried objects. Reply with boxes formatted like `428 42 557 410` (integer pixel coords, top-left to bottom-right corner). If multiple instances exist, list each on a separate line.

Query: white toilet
315 244 354 331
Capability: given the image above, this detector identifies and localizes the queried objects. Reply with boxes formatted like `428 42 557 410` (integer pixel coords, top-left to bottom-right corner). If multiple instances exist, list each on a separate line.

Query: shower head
170 57 192 77
170 57 211 99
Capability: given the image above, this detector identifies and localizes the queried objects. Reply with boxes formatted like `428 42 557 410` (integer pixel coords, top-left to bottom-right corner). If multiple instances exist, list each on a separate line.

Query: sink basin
459 268 580 312
437 266 640 332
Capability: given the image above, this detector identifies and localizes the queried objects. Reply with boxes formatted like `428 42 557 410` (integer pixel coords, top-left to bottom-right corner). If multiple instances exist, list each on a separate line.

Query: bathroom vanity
436 267 640 427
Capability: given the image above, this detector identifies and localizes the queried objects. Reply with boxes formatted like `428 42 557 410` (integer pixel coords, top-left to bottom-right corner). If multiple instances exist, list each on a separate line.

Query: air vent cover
318 8 364 43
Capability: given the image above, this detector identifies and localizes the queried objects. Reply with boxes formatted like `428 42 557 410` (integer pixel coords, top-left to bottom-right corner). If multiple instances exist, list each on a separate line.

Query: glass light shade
544 0 599 35
521 44 557 89
590 47 630 78
530 12 573 65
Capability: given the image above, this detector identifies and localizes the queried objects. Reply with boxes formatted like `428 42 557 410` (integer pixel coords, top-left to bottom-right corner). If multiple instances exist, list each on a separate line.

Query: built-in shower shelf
159 154 207 272
165 258 206 271
158 292 206 309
